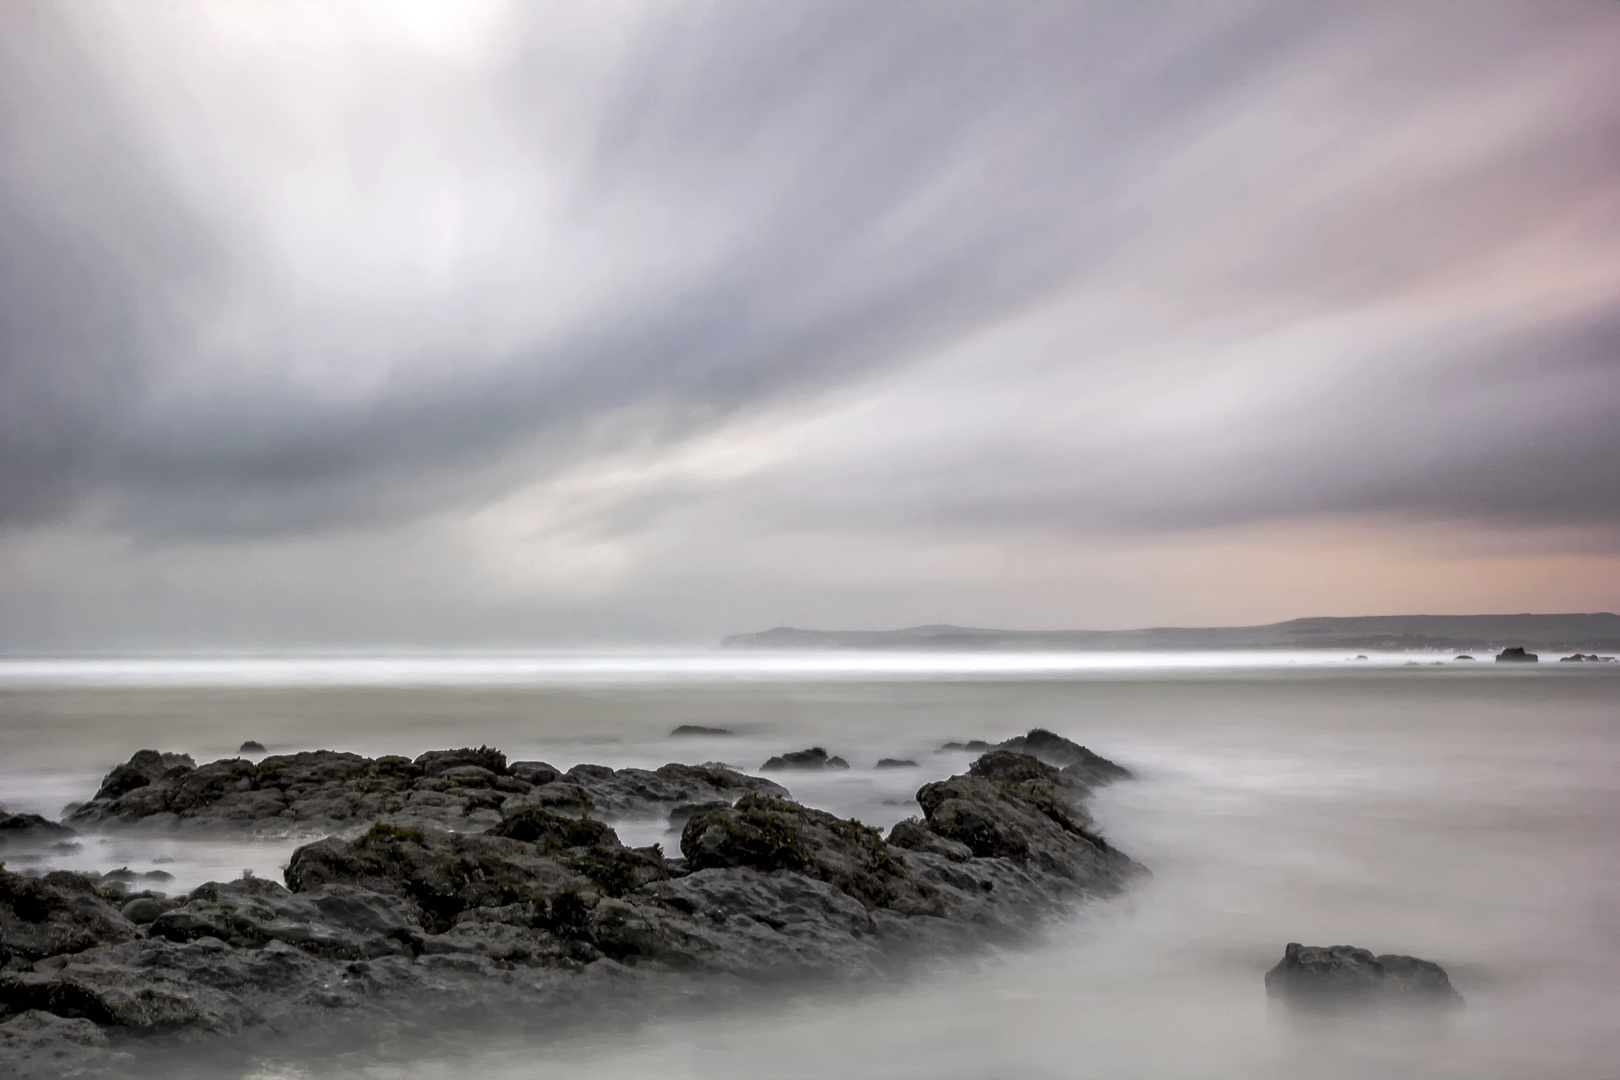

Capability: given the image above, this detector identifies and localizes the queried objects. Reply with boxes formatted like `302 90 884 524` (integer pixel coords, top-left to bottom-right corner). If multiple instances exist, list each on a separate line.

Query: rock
64 748 786 834
1454 655 1475 661
0 868 141 965
940 730 1130 784
0 814 75 848
875 759 918 769
670 725 734 737
4 746 1142 1072
508 761 562 786
760 748 850 771
1495 646 1538 663
117 897 172 925
1265 942 1464 1007
999 729 1132 781
886 818 972 862
238 741 267 753
1559 653 1616 662
0 1009 111 1079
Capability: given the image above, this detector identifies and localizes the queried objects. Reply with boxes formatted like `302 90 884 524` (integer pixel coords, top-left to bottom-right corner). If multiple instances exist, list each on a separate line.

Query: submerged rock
1559 653 1615 662
760 748 850 771
875 759 918 769
1264 942 1464 1007
670 725 734 737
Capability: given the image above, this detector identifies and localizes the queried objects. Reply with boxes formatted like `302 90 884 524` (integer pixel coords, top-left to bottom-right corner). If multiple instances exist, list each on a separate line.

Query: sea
1 650 1616 1079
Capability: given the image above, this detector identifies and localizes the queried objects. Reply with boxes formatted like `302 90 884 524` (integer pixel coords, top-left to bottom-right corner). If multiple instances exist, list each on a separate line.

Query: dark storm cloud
1 0 1617 550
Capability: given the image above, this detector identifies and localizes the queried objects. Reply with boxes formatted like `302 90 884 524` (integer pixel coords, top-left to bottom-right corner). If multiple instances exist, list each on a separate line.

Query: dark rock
998 729 1132 781
414 747 507 778
62 748 785 834
0 868 141 965
667 800 731 829
1560 653 1615 662
118 897 172 925
1495 646 1538 663
1454 655 1475 661
238 741 267 753
507 761 562 786
886 818 972 862
760 747 850 771
940 731 1130 783
1265 942 1464 1007
681 792 934 913
875 759 918 769
5 746 1143 1073
940 740 995 752
0 1009 110 1079
0 814 75 848
670 725 734 737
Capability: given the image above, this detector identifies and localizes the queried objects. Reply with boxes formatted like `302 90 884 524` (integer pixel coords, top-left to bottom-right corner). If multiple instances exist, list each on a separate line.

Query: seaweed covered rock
1264 943 1464 1007
681 793 930 912
65 748 787 834
0 868 140 964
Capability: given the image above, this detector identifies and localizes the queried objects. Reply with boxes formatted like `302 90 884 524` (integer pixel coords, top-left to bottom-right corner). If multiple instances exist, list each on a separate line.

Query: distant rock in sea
1495 647 1538 663
1265 942 1463 1008
875 758 918 769
760 747 849 771
670 725 734 737
1454 655 1475 661
1559 653 1615 663
238 741 267 753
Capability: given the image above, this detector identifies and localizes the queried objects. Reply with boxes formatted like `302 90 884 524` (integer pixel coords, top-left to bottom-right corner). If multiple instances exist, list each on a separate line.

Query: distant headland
721 613 1620 652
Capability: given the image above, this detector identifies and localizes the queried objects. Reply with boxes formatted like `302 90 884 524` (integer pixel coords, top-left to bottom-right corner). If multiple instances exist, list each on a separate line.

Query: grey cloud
1 1 1617 553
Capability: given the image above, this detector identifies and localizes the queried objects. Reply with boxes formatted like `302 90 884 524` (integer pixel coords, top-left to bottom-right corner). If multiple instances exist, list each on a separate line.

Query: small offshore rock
875 759 918 769
1265 942 1464 1007
1494 646 1538 663
760 747 850 771
1454 655 1475 661
238 741 267 753
670 725 734 737
1559 653 1615 662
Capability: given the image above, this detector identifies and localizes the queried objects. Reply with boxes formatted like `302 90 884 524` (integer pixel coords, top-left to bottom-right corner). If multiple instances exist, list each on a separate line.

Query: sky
2 0 1619 649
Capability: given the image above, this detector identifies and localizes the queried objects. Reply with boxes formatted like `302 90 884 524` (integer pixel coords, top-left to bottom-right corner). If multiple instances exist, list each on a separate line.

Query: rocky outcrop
760 748 850 771
1559 653 1615 662
63 748 786 834
939 729 1132 785
2 745 1139 1074
670 725 734 737
1495 647 1538 663
1264 943 1464 1007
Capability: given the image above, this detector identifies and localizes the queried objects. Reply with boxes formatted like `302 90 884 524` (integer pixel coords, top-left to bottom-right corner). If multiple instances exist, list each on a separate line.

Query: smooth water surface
2 654 1616 1078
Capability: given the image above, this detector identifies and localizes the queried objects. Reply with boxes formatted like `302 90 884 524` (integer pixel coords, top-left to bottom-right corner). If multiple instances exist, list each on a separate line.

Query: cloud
1 1 1617 644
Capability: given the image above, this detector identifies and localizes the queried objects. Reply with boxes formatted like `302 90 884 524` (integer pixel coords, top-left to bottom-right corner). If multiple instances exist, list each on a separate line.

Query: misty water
2 653 1617 1079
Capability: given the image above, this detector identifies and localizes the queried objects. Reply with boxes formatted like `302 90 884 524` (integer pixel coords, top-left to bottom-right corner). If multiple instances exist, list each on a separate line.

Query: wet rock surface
2 733 1139 1075
940 729 1133 784
1265 942 1464 1007
65 747 787 835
